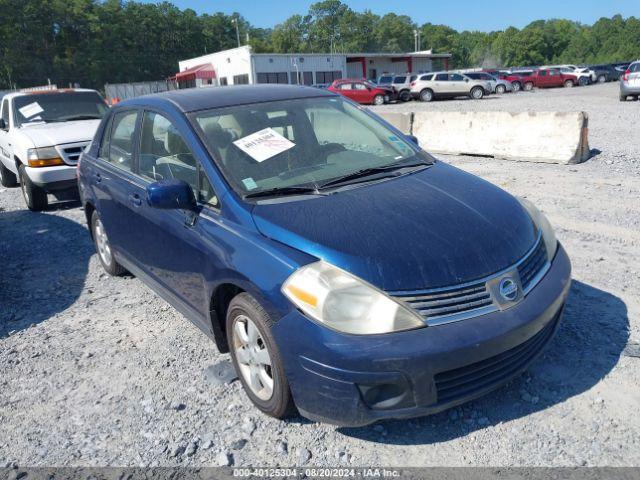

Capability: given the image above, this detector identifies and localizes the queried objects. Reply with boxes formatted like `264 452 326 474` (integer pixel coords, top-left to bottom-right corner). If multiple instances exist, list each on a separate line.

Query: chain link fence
104 80 176 104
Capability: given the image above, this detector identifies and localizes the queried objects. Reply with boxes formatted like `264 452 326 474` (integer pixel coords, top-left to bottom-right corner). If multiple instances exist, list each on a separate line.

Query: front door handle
129 193 142 207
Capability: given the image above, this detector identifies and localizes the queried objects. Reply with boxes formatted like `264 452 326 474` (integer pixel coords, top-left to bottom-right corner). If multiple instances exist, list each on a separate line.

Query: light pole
232 17 241 48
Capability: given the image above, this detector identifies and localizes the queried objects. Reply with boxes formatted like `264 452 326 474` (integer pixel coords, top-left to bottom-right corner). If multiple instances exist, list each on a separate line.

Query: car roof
122 84 336 113
2 88 98 101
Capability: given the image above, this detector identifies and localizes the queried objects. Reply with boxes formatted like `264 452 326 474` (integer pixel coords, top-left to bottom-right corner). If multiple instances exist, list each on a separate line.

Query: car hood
19 119 101 147
251 162 537 291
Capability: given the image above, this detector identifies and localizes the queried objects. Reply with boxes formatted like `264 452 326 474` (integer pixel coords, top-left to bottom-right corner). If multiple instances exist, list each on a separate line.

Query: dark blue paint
146 179 196 210
78 85 571 426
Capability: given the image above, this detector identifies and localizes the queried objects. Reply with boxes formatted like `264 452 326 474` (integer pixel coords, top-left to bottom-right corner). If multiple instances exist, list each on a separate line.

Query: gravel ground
1 82 639 468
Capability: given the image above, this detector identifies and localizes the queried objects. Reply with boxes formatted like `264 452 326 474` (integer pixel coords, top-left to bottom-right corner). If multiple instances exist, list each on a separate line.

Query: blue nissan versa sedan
78 85 571 426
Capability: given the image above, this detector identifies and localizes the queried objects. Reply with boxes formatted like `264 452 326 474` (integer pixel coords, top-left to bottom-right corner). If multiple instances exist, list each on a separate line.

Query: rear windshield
13 91 108 127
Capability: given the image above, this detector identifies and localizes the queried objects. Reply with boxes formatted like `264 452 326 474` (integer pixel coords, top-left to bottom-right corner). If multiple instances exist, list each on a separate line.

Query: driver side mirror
0 119 7 131
147 179 196 210
406 135 419 146
465 78 470 82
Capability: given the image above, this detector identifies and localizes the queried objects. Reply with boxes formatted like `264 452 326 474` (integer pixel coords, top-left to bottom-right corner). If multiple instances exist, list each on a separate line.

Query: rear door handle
129 193 142 207
94 172 102 183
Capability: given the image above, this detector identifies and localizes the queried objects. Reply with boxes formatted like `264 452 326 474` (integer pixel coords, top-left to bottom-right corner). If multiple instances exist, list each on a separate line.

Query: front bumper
25 164 77 191
272 244 571 426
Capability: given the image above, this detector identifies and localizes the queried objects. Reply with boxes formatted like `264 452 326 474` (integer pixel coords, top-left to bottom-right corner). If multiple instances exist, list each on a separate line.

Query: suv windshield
14 91 108 127
191 96 431 197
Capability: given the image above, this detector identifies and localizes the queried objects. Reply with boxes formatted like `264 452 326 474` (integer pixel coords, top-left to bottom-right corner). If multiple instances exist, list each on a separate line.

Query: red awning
172 63 216 82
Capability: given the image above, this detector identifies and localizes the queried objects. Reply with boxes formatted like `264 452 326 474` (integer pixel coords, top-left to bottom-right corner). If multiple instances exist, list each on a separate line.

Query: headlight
27 147 64 167
517 197 558 261
282 261 425 335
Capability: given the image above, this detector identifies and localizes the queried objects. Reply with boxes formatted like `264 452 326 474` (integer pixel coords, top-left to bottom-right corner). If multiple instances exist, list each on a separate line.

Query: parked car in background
328 79 394 105
520 69 579 90
78 84 571 426
0 88 108 210
544 65 592 85
410 72 491 101
311 83 329 89
620 61 640 101
465 71 513 94
391 74 418 102
590 64 620 83
497 71 534 92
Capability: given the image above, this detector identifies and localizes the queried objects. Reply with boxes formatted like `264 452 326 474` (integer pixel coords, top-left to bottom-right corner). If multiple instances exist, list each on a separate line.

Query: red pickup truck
520 69 579 90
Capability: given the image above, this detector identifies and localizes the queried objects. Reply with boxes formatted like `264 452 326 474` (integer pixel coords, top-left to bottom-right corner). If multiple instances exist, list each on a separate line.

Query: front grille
518 236 549 293
434 313 559 404
393 282 495 326
57 142 90 165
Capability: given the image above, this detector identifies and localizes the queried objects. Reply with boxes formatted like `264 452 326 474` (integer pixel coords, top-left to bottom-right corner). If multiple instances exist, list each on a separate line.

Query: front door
0 98 13 171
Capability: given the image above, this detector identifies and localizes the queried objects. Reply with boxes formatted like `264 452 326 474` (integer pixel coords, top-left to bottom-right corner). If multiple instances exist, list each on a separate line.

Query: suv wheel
227 292 296 419
0 162 18 187
470 86 484 99
495 84 506 94
597 75 606 84
91 210 126 276
420 89 434 102
399 90 411 102
19 164 47 211
564 80 575 88
372 94 385 106
512 81 522 92
524 82 534 91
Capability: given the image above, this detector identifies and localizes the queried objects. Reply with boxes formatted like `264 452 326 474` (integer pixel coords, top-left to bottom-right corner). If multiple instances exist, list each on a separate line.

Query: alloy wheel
94 217 113 266
233 314 274 401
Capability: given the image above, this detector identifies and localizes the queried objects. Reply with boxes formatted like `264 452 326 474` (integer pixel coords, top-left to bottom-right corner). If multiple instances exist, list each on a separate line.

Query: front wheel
373 94 385 106
91 210 126 276
470 87 484 99
399 90 411 102
495 84 506 94
564 80 575 88
0 162 18 187
227 292 296 419
524 82 534 91
512 81 522 92
19 165 47 211
597 75 606 84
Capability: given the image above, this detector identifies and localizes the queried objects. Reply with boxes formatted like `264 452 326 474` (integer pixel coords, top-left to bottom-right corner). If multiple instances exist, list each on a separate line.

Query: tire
373 94 384 106
19 164 47 211
399 90 411 102
619 94 627 102
227 292 296 419
470 86 484 99
495 84 506 94
0 162 18 187
420 89 434 102
597 75 606 84
91 210 126 276
578 77 588 86
512 81 522 92
564 80 575 88
524 82 534 91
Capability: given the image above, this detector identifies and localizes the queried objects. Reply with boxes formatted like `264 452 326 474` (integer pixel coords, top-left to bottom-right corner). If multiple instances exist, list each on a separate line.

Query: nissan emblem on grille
499 277 519 301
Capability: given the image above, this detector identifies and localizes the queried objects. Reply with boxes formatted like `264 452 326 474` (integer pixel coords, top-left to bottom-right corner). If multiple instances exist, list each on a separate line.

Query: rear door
89 108 144 265
433 73 449 95
547 69 562 87
449 73 468 94
352 82 371 103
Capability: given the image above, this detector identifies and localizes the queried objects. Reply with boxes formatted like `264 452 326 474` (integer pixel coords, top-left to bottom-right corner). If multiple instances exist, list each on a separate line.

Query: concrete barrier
375 112 413 135
376 111 590 165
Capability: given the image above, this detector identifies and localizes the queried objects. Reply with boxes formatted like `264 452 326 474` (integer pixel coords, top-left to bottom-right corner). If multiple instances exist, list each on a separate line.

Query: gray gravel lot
1 82 639 467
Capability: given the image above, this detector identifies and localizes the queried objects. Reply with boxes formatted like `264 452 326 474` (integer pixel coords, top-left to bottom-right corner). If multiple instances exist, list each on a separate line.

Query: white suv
0 89 108 210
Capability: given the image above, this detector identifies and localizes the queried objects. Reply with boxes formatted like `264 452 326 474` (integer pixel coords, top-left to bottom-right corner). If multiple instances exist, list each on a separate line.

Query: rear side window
393 76 406 83
631 63 640 73
420 74 433 81
107 110 138 171
466 73 479 79
450 74 464 81
98 115 113 159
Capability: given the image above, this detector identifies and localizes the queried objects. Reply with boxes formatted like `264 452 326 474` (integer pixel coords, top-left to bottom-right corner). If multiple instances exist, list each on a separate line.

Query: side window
337 83 352 90
139 111 216 206
420 74 433 81
540 70 547 76
98 115 113 159
1 99 10 126
108 111 138 171
435 73 448 81
451 74 464 81
353 83 368 90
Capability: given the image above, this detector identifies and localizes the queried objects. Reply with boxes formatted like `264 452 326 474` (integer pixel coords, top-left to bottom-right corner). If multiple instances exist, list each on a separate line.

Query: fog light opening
357 381 413 410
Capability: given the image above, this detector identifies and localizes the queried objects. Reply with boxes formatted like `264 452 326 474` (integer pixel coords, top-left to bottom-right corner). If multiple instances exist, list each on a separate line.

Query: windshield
13 91 108 127
191 96 430 197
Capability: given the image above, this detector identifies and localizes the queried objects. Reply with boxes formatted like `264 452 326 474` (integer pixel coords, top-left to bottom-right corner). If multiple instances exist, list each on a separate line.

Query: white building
173 46 451 88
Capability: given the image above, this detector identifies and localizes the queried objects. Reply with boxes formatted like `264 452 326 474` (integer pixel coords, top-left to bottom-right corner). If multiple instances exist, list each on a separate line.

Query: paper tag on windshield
18 102 44 119
233 128 295 162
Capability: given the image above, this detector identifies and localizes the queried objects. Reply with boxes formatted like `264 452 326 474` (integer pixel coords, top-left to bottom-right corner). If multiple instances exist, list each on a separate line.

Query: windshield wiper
319 161 429 189
59 115 103 121
244 186 325 199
